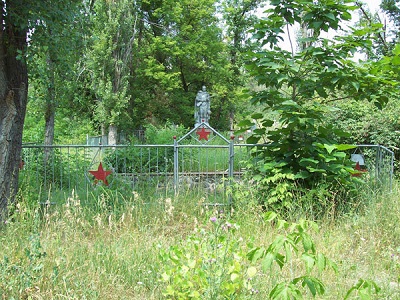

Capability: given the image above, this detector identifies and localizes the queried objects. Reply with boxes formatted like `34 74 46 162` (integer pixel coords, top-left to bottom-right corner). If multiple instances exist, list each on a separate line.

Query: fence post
228 135 235 206
173 136 178 195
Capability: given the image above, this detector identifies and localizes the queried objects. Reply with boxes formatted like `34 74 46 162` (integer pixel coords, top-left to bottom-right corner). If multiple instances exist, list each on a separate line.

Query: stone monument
194 85 211 127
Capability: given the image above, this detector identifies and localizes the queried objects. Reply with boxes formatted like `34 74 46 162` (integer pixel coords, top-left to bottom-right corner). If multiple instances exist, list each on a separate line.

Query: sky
364 0 381 13
270 0 390 53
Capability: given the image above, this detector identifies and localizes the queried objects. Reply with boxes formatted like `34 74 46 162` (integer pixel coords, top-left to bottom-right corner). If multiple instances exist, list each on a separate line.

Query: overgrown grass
1 182 399 299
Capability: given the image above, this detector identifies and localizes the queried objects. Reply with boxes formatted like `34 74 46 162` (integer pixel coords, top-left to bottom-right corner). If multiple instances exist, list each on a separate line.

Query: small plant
247 211 337 299
0 233 47 298
344 279 381 299
159 211 257 299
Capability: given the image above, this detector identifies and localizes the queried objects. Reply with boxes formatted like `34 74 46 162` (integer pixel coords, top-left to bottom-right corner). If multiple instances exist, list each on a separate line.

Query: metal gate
351 144 394 191
173 122 234 206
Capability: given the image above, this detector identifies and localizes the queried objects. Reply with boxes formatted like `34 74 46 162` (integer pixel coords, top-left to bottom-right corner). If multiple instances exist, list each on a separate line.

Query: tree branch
355 1 389 53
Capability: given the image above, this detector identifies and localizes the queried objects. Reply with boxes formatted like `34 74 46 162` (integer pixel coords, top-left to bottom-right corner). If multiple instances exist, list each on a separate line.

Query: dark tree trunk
0 1 29 221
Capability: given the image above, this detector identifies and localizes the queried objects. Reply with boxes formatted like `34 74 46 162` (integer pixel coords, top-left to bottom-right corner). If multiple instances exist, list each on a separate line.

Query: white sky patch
257 0 392 56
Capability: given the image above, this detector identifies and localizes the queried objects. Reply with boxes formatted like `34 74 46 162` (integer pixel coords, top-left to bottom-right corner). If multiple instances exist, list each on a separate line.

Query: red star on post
352 162 367 177
196 127 211 141
89 162 112 185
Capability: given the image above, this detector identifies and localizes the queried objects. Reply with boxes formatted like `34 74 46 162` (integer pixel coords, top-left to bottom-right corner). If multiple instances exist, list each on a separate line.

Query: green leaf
230 272 239 282
335 144 356 151
303 276 325 296
261 252 275 271
251 113 263 119
247 266 257 278
324 144 336 154
247 247 266 263
393 44 400 56
247 136 260 144
316 253 326 272
237 119 254 127
304 277 317 296
324 12 336 21
344 279 381 299
351 81 360 91
294 171 310 179
299 158 319 166
264 211 278 222
275 253 285 269
302 253 315 272
301 232 314 252
389 54 400 65
262 119 275 127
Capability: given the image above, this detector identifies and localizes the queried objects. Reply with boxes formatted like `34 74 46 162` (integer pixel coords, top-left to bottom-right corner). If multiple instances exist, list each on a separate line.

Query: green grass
1 182 399 299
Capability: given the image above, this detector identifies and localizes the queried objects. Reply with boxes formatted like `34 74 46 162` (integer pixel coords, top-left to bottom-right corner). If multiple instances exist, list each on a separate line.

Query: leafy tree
0 1 84 220
135 0 228 127
27 0 84 151
84 0 140 144
239 0 400 211
215 0 265 129
0 0 29 220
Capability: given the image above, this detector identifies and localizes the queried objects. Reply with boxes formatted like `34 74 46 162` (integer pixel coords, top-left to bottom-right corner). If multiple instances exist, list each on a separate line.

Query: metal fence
19 140 394 205
351 144 394 191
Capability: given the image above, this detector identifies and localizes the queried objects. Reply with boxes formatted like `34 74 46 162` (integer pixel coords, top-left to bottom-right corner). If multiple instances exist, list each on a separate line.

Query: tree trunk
44 103 55 162
108 124 118 145
0 3 29 221
44 54 56 163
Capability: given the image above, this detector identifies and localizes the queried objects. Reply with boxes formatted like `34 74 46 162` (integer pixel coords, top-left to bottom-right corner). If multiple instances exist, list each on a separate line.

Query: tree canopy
2 0 400 220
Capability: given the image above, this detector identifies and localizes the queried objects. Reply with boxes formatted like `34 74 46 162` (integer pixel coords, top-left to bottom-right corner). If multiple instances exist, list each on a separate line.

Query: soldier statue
194 85 211 127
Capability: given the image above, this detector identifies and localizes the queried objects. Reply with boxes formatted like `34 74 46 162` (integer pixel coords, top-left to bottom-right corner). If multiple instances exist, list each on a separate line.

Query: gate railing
353 144 394 192
19 143 394 204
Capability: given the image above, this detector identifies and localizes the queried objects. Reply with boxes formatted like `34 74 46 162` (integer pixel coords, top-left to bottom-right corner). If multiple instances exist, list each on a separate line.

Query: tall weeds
0 182 399 299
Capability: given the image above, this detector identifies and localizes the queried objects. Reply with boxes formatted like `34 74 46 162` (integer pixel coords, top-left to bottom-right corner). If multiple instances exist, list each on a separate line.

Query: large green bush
326 98 400 173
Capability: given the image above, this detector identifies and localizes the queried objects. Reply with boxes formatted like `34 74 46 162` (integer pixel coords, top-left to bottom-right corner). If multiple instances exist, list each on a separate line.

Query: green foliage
104 123 187 173
160 210 344 299
0 231 47 298
326 98 400 174
23 96 97 144
239 0 400 211
239 101 360 211
247 212 337 299
344 279 381 300
144 123 187 145
159 213 256 299
3 181 400 298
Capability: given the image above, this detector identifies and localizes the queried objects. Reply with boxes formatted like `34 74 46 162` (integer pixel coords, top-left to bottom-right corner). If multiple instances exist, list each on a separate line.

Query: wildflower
210 216 217 222
250 288 259 294
222 222 234 231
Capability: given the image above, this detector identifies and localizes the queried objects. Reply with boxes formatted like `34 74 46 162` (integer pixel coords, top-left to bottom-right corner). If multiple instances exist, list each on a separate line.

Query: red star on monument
89 162 112 185
196 127 211 141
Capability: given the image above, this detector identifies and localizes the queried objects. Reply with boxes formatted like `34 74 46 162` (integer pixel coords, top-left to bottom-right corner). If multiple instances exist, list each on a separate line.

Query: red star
196 127 211 141
89 162 112 185
352 162 367 177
